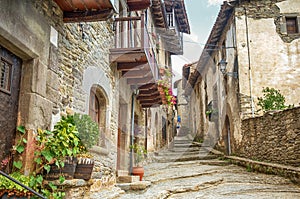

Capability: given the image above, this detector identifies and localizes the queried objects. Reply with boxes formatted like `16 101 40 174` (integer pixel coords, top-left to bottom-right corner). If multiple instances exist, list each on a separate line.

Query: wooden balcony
109 15 161 107
127 0 151 11
53 0 115 22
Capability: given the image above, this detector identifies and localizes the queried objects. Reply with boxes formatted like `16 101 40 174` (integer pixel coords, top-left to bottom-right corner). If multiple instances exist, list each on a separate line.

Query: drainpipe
129 90 136 175
144 109 148 151
244 7 255 117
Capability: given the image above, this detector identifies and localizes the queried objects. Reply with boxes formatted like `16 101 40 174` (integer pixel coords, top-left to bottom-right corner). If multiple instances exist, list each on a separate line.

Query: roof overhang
53 0 116 22
164 0 190 34
127 0 151 11
184 2 234 95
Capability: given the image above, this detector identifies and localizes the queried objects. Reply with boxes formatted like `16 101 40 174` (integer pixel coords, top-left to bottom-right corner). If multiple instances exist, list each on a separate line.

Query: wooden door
0 45 22 164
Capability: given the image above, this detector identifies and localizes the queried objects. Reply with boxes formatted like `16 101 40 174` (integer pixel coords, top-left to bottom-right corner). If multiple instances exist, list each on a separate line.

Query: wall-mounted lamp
78 23 90 40
218 59 238 78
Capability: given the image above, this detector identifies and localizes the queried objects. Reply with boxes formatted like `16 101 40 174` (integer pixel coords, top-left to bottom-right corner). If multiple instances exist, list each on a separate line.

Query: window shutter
280 16 287 34
297 16 300 33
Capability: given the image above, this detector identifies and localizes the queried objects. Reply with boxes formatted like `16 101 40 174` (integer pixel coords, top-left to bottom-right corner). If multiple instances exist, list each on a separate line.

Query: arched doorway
224 116 231 155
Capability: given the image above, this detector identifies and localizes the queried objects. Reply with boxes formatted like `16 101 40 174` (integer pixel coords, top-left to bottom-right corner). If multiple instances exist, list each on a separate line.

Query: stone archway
223 116 232 155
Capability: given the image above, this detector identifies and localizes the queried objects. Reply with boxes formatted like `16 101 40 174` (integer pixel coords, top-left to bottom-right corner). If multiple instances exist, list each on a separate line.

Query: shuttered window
0 58 12 93
286 17 298 34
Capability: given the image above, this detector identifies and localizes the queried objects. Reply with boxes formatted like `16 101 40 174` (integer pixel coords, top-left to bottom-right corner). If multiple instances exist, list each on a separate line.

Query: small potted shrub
130 143 147 181
36 115 85 180
73 113 100 180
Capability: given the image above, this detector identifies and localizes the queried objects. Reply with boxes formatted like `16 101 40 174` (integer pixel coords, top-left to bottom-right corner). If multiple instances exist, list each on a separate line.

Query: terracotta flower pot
132 166 144 181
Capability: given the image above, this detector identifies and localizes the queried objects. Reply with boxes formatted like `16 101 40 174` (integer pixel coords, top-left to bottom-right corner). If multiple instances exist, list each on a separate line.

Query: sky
172 0 224 81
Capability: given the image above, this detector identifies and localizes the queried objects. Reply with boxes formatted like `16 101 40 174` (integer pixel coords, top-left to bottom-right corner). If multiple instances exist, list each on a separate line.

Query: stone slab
117 176 140 183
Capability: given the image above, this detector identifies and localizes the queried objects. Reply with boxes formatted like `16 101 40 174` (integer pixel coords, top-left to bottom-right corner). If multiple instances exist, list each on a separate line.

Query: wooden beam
139 99 162 104
142 104 160 108
137 92 160 99
138 83 157 90
117 62 148 71
110 51 147 63
122 69 151 78
139 89 159 95
127 77 153 85
63 9 114 23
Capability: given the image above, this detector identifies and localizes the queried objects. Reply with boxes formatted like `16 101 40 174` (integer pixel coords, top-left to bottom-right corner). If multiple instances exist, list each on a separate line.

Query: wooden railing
113 14 159 81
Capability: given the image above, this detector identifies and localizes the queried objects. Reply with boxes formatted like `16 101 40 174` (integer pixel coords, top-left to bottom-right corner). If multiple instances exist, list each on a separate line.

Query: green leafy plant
257 87 293 112
73 113 100 150
0 172 33 198
1 125 67 199
130 143 147 166
11 126 27 171
35 115 85 173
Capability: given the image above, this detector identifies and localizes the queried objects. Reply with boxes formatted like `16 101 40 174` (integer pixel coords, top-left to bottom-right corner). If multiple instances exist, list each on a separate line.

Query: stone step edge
116 181 152 191
213 152 300 184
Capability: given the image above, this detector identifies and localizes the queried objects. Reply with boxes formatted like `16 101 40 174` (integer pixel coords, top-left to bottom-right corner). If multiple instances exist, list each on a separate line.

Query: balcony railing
111 14 159 82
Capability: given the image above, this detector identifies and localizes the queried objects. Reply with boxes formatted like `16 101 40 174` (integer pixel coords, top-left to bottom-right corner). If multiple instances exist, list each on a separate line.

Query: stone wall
235 0 300 118
237 107 300 167
57 20 119 186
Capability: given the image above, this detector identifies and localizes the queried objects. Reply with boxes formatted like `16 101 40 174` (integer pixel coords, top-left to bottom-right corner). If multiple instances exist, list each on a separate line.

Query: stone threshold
209 148 300 184
116 180 151 191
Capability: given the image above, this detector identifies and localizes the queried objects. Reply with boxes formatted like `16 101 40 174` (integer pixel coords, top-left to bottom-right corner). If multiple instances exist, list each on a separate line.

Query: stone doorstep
117 175 140 183
116 180 151 191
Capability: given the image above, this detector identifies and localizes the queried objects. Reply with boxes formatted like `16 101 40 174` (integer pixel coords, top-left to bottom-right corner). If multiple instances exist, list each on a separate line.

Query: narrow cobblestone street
116 136 300 199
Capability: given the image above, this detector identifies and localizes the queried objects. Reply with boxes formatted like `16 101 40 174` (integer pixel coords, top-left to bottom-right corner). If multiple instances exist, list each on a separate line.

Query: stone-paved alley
114 136 300 199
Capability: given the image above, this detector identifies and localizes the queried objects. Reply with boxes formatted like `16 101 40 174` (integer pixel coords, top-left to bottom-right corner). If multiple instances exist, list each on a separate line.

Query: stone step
170 147 203 152
173 143 200 148
117 175 140 183
154 154 218 163
116 181 151 191
173 139 194 144
155 150 210 157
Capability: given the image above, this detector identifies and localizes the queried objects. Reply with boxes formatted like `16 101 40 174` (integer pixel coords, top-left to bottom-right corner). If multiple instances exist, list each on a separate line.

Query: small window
286 17 298 34
0 58 12 93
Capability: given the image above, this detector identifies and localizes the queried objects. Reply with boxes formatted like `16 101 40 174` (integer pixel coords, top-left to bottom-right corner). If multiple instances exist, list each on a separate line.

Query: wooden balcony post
141 13 145 48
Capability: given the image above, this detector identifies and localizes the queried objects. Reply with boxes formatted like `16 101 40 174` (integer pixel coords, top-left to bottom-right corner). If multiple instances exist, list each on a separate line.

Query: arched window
89 89 100 124
88 85 107 146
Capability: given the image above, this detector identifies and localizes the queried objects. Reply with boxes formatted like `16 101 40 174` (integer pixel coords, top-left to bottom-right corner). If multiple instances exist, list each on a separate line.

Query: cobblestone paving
117 159 300 199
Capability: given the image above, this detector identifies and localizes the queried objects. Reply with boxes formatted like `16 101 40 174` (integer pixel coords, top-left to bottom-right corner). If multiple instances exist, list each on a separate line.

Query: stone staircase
153 135 219 163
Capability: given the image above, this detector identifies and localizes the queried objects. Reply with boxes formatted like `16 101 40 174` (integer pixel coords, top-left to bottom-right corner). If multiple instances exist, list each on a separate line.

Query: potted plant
36 115 85 180
73 113 99 180
130 143 147 181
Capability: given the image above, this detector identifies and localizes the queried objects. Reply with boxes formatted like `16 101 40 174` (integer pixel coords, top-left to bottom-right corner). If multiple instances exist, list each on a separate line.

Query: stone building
183 0 300 155
0 0 189 196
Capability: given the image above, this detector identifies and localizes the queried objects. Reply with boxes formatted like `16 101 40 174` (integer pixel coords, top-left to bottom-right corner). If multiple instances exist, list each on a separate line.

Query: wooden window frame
0 57 12 94
89 89 100 124
286 17 298 34
281 14 300 35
